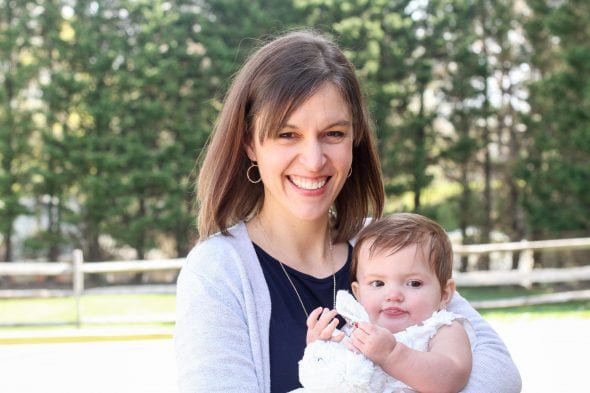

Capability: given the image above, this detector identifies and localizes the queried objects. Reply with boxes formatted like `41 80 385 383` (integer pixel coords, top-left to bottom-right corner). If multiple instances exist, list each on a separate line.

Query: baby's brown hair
351 213 454 290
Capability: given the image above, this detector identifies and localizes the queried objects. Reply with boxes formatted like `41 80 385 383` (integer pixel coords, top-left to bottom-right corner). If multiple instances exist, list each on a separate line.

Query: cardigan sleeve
449 292 522 393
175 242 265 393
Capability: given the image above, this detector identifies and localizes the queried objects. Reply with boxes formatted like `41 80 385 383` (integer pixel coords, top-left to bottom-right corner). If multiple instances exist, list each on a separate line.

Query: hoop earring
328 206 336 219
247 161 262 184
347 166 352 178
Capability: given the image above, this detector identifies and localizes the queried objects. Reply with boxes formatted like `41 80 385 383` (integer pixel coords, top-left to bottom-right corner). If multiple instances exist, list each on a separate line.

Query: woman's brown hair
196 29 384 241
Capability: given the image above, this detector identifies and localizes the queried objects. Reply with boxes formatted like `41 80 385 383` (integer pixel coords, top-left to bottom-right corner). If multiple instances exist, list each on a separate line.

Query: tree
487 0 529 268
27 0 80 262
522 0 590 250
0 0 39 261
437 0 530 269
105 0 210 259
50 0 131 261
434 0 482 271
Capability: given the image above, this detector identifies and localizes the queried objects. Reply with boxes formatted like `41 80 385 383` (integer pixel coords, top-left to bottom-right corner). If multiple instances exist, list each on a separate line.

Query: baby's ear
439 278 456 309
351 281 360 299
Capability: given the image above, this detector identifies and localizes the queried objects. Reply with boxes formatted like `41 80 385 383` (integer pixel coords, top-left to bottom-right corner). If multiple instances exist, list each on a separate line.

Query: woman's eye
278 131 296 139
407 280 422 288
369 280 385 288
324 130 346 142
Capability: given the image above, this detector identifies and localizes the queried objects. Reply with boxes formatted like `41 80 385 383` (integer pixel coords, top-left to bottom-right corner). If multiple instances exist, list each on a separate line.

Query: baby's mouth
382 307 406 317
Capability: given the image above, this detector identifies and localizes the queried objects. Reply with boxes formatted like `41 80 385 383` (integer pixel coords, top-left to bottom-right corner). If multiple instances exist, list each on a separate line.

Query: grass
458 285 553 301
0 287 588 333
0 293 175 328
459 284 590 320
479 301 590 320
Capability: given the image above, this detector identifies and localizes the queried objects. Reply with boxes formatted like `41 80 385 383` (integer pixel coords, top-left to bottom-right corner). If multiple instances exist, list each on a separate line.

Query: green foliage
521 0 590 241
0 0 41 261
0 0 588 263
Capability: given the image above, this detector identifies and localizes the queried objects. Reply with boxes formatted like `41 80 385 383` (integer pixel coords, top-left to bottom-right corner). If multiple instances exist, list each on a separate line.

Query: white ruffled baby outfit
291 291 475 393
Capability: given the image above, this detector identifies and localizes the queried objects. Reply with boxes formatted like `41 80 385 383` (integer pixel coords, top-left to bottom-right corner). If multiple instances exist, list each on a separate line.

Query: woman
175 29 521 393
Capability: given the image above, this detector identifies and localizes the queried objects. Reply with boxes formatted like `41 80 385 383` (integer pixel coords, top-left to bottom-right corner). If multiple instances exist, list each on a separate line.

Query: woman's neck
249 211 335 277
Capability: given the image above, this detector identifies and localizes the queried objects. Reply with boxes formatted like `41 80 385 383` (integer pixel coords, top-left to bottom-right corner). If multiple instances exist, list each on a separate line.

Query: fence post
518 247 534 288
72 249 84 327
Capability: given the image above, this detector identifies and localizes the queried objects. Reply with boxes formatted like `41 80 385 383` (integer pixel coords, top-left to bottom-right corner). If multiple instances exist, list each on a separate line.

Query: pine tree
522 0 590 247
0 0 39 261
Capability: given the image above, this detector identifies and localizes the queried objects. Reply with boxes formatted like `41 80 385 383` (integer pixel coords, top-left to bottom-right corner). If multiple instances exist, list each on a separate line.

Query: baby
295 213 474 393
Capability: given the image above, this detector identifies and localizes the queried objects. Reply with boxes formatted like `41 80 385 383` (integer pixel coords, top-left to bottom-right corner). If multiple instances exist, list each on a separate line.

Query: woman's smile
288 175 330 191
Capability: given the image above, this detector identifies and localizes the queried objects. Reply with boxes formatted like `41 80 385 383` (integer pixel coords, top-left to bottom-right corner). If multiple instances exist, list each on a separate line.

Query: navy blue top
254 243 352 393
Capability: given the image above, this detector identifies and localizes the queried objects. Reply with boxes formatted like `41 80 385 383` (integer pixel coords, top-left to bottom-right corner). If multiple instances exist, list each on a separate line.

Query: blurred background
1 0 589 392
1 0 589 265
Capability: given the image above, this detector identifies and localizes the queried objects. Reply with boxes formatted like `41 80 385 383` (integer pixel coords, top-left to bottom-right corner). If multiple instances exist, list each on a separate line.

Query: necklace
256 217 336 319
277 250 336 319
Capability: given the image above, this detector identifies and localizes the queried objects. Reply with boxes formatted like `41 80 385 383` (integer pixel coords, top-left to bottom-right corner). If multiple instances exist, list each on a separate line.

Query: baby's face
351 242 451 333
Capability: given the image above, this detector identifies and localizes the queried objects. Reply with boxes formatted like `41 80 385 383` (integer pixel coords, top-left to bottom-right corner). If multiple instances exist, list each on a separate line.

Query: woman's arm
175 245 264 393
449 291 522 393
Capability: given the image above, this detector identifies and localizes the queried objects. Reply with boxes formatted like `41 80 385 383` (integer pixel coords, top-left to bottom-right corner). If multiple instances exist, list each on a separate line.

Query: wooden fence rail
1 237 589 326
452 237 590 254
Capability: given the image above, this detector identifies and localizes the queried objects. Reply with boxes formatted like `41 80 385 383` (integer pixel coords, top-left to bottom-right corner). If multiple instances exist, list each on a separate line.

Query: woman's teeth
289 176 328 190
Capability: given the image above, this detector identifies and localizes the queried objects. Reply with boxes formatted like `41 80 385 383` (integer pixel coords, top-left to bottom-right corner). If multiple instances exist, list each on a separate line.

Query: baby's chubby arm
351 320 472 393
305 307 345 344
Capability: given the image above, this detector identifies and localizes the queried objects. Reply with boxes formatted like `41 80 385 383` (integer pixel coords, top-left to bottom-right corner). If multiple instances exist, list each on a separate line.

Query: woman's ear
245 119 258 161
439 278 456 309
244 142 256 162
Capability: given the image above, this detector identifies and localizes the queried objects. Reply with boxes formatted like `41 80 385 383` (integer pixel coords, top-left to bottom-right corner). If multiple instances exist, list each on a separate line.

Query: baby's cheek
364 307 380 324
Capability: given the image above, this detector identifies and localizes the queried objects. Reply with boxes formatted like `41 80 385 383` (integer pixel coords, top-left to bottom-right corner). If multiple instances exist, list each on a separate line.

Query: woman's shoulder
189 221 249 251
178 221 270 312
184 222 255 273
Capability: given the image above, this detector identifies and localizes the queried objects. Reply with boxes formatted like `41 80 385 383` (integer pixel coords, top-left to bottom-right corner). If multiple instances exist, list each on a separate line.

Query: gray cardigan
175 222 521 393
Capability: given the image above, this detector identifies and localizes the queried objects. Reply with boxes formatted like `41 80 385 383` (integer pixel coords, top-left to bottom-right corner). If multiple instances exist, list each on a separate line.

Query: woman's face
246 83 353 223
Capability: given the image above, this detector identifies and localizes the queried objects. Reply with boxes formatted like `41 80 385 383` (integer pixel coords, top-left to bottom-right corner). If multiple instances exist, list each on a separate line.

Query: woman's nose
299 138 326 171
299 139 326 170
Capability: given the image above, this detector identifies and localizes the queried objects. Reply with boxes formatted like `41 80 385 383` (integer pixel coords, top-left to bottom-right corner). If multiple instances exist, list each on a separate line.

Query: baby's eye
407 280 422 288
369 280 385 288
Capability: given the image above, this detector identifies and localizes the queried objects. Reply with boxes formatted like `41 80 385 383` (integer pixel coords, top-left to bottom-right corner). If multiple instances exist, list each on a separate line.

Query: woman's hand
350 321 397 366
306 307 345 344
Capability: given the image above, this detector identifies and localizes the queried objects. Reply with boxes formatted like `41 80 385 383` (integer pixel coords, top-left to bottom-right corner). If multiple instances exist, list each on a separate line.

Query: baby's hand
350 321 397 365
305 307 345 344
